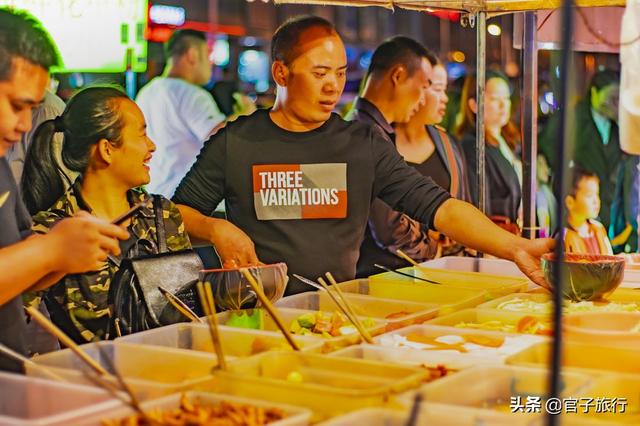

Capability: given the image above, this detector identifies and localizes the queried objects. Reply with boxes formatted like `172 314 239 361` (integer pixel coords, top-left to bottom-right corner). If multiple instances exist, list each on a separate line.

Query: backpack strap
153 194 168 253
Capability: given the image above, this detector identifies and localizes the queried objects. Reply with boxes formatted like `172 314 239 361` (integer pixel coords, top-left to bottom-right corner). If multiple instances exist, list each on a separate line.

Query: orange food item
385 311 411 320
461 334 505 347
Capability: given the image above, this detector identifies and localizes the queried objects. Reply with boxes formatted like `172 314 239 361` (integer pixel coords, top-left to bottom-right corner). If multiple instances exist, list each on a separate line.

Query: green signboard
0 0 148 73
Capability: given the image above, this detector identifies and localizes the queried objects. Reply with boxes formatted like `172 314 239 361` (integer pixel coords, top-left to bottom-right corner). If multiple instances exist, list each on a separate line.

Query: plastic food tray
335 279 488 315
81 391 311 426
116 322 323 356
202 351 428 422
215 307 385 353
369 266 529 298
274 291 440 331
420 257 526 278
479 292 640 314
426 308 552 336
399 366 592 420
0 372 123 426
317 404 531 426
329 344 470 372
574 373 640 424
27 341 218 400
373 324 545 366
507 341 640 375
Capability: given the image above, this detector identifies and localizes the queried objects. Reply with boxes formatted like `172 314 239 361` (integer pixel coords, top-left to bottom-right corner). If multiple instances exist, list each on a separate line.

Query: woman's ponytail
21 117 67 215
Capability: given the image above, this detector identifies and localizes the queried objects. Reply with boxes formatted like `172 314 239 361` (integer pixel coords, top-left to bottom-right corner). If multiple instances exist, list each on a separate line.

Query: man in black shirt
0 8 128 371
348 36 438 276
173 15 554 295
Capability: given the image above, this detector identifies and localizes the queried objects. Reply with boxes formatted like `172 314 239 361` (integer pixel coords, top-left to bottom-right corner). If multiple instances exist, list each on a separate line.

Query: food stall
2 1 638 425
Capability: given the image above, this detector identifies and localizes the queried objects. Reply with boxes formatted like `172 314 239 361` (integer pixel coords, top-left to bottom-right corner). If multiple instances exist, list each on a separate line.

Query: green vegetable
226 310 263 330
297 313 317 329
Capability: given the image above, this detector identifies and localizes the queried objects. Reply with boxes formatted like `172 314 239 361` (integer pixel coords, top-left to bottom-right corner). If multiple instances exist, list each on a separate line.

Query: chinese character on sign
564 397 578 414
510 396 525 413
525 396 542 413
580 397 595 413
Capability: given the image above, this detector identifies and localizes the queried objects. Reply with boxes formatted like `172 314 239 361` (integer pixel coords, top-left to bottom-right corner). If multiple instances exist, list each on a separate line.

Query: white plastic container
27 341 218 400
0 372 123 426
420 257 526 278
373 324 545 366
116 322 324 356
329 344 471 371
81 391 311 426
399 366 592 421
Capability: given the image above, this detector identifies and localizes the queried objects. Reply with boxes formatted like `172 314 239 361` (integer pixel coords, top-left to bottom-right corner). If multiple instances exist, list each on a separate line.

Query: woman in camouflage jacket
21 87 191 343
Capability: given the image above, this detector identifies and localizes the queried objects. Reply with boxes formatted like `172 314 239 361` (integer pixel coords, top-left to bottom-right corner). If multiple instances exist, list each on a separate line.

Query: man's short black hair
0 7 60 81
165 29 207 59
368 36 437 77
589 69 619 93
271 15 336 64
569 166 599 197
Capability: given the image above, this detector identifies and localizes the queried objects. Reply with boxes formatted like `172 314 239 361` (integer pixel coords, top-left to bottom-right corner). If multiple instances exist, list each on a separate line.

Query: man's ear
390 65 408 87
272 61 290 87
565 195 575 211
185 46 199 65
96 139 114 166
468 98 478 114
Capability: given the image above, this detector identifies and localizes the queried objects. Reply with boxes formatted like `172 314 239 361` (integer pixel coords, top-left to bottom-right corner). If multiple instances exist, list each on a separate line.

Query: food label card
252 163 347 220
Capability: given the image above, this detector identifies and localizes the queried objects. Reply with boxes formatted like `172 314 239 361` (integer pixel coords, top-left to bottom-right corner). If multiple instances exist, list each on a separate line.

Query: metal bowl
541 253 625 301
200 263 288 311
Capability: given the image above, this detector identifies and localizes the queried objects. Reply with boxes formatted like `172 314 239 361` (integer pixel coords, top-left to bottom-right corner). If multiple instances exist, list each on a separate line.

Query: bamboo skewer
0 342 66 383
325 272 364 319
374 264 441 285
158 286 203 323
240 268 301 351
317 277 375 344
25 306 109 376
197 281 228 370
396 249 420 266
23 308 149 419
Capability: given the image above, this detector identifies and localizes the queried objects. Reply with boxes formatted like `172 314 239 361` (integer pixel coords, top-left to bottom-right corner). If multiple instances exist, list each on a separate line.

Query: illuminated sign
0 0 148 73
149 4 185 26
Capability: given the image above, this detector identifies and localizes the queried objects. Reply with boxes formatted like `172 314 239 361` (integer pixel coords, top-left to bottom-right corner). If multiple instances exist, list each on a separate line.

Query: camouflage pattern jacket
24 182 191 342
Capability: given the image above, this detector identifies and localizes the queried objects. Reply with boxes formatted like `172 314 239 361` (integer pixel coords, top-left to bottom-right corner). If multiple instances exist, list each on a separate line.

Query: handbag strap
153 194 168 253
436 127 460 198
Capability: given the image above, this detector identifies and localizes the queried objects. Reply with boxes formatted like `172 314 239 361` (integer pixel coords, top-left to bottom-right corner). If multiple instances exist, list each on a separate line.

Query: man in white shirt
136 29 226 197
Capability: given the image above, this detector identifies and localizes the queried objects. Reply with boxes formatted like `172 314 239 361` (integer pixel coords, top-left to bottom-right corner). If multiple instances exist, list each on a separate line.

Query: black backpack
107 196 203 337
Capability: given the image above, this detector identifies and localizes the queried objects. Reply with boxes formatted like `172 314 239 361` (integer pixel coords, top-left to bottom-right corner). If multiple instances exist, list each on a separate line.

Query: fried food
102 394 285 426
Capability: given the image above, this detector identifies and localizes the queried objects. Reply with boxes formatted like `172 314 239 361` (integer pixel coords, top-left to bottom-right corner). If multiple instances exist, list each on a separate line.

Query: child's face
568 177 601 219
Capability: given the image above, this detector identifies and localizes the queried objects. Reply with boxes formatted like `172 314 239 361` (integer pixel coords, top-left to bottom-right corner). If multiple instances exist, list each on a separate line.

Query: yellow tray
116 322 324 356
28 341 218 400
275 291 440 331
426 308 552 336
507 341 640 375
335 279 488 315
370 266 529 298
204 351 427 422
216 307 386 353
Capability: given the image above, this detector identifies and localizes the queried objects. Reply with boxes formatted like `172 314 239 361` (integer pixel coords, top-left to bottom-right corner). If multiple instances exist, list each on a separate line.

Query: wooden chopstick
0 342 66 383
158 286 203 323
324 272 374 340
25 307 109 376
396 249 420 266
240 268 301 351
317 277 375 344
197 281 227 370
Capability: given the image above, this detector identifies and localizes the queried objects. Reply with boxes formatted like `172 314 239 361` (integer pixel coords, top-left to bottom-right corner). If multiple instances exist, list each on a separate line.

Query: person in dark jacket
539 69 624 230
346 36 437 276
395 60 471 257
455 71 522 229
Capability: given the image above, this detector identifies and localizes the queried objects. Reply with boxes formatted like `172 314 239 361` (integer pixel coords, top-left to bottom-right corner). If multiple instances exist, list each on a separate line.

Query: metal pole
549 0 574 424
476 11 487 214
521 12 539 239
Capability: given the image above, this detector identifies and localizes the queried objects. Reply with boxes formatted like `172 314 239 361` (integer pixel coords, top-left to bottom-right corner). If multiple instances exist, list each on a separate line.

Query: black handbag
108 195 203 337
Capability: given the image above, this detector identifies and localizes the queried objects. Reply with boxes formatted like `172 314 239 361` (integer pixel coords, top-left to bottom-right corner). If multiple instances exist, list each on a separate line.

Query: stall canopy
274 0 625 13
